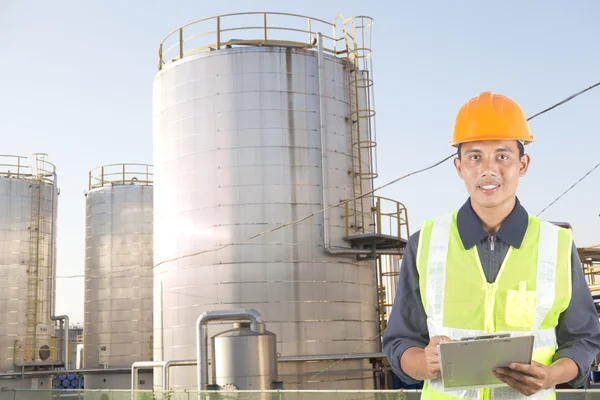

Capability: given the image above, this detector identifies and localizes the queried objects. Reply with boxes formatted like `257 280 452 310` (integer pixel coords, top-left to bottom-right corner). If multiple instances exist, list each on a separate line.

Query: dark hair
457 141 525 160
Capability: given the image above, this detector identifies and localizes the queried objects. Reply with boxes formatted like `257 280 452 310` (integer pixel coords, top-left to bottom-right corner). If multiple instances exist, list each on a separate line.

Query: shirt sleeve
554 242 600 388
382 231 429 384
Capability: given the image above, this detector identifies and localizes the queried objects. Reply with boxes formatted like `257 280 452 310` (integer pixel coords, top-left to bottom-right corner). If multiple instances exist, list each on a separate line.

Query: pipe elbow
196 312 210 327
244 308 264 324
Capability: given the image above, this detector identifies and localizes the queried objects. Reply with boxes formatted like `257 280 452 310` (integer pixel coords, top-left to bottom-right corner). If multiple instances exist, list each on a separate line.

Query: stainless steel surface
153 45 379 389
196 309 267 390
131 361 163 393
164 360 196 391
0 154 58 379
84 168 153 389
317 33 369 257
213 325 278 390
131 359 197 392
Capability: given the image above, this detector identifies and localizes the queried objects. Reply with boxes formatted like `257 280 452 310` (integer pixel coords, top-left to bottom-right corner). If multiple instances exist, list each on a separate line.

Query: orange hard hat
451 91 534 146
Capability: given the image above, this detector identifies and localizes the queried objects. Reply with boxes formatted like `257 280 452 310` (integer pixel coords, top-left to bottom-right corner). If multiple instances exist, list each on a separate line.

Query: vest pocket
505 281 535 328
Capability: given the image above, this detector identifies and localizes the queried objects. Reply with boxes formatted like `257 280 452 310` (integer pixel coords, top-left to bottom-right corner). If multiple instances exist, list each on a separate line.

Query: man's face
453 140 530 210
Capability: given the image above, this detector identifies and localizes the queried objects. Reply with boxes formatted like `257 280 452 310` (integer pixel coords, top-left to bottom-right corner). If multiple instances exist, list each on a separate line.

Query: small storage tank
153 14 386 390
212 322 278 390
83 163 153 389
0 154 58 389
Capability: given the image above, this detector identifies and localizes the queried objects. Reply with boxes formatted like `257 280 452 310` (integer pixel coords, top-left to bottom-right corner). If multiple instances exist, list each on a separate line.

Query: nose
480 156 499 177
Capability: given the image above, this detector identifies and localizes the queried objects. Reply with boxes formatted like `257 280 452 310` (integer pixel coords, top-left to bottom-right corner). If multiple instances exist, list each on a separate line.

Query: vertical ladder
344 22 378 236
26 179 44 361
346 60 365 233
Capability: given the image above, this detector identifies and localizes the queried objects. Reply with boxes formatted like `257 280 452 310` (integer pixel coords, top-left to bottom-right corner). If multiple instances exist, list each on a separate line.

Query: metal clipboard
438 334 535 391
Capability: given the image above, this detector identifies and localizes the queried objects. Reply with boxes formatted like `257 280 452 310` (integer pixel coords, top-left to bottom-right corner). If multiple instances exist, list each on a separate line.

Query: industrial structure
152 12 409 390
579 245 600 312
83 163 154 389
0 154 68 389
1 12 600 398
55 323 83 370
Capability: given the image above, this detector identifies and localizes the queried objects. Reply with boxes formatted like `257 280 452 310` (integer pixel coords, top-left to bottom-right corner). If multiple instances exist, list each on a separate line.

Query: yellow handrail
0 154 56 183
344 195 410 240
158 12 358 70
88 163 153 190
14 337 59 364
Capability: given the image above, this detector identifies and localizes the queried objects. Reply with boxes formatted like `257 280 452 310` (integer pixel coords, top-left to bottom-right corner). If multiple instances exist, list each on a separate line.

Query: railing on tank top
88 163 153 190
0 154 56 183
156 12 355 71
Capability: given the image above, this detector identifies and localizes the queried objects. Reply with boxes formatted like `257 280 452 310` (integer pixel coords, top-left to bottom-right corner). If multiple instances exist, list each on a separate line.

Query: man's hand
494 361 553 396
424 335 453 379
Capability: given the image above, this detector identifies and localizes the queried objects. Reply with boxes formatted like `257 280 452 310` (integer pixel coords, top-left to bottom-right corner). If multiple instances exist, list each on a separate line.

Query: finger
495 368 541 389
495 374 534 396
428 362 440 372
495 368 530 384
428 365 441 379
508 363 540 377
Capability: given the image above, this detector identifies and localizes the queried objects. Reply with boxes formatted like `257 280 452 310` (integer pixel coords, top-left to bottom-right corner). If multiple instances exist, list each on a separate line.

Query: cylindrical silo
0 154 58 389
83 163 153 389
153 14 383 390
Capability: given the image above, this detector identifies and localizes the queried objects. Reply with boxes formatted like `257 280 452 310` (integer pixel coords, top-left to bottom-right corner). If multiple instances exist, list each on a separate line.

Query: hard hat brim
450 136 534 147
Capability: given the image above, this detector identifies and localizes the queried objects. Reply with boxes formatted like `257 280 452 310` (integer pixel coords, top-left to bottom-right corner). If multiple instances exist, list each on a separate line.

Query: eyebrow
464 147 514 154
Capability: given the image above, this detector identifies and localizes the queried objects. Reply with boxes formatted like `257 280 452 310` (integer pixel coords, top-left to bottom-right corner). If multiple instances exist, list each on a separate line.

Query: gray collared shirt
382 198 600 388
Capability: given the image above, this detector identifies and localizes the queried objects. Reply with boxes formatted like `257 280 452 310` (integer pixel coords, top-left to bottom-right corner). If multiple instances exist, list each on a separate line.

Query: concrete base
84 372 152 390
0 376 52 390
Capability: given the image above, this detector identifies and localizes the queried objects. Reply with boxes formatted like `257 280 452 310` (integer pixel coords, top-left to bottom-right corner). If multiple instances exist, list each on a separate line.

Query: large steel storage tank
153 13 407 390
0 154 59 389
83 164 153 389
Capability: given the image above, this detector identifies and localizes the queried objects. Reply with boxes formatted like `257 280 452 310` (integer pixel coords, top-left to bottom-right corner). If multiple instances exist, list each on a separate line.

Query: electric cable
55 80 600 279
537 160 600 217
150 80 600 268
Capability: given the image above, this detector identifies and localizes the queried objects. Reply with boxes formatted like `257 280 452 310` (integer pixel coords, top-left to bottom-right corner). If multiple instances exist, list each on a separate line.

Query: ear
453 157 462 178
519 154 531 177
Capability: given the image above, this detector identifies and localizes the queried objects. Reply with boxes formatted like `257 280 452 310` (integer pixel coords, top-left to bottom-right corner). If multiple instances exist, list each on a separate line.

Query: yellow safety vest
416 212 572 400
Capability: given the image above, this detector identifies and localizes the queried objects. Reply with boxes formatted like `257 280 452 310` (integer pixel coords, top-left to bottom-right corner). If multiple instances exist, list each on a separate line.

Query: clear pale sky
1 0 599 324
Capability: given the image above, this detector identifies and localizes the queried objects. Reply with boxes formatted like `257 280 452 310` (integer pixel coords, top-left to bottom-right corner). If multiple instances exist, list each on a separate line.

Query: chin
472 194 505 209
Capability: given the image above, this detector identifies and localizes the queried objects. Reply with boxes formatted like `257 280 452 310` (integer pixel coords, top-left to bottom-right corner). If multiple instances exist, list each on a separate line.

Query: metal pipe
278 352 385 362
0 367 132 379
131 361 165 395
163 359 196 391
48 171 69 368
316 32 374 257
196 309 265 391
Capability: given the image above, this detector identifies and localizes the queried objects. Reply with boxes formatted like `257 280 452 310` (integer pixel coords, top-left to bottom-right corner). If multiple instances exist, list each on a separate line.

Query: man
382 91 600 399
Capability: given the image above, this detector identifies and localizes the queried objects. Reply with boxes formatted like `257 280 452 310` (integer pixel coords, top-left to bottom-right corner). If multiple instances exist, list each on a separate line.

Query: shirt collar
456 197 529 250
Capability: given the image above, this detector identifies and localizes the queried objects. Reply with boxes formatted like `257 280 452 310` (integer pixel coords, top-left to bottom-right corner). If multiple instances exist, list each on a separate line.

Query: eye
469 154 481 161
497 154 509 161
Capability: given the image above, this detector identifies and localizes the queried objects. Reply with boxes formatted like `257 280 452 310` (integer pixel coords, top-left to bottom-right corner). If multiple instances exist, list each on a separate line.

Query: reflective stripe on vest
417 212 572 400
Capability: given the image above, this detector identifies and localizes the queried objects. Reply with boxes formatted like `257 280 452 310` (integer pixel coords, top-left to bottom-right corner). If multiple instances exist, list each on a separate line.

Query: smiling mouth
479 184 500 193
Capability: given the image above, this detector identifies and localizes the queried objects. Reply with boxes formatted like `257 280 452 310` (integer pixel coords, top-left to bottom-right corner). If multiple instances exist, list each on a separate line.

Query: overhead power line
536 161 600 217
56 80 600 280
526 81 600 121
